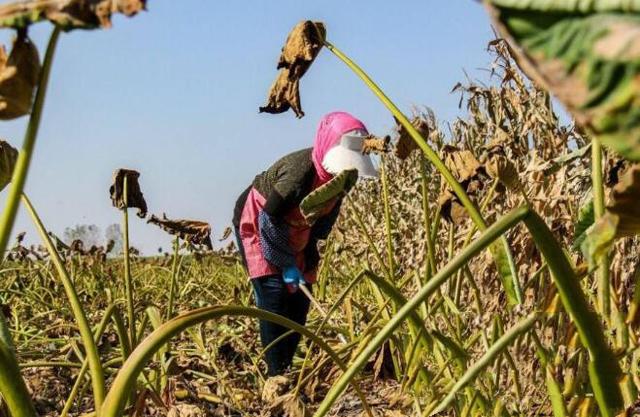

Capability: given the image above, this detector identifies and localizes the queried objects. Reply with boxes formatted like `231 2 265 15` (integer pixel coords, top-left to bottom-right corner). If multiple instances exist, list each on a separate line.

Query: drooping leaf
485 0 640 160
394 115 430 160
299 169 357 225
437 144 485 224
0 0 147 30
485 153 521 191
581 164 640 268
0 140 18 191
109 168 147 218
147 213 213 250
259 20 325 118
362 134 390 155
0 31 40 120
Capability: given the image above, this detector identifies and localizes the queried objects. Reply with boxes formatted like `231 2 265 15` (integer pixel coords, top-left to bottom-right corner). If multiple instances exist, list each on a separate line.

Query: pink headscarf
312 111 368 184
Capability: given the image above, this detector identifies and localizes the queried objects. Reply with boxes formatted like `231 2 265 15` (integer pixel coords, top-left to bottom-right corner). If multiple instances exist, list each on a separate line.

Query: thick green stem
22 194 106 410
0 27 60 261
380 157 395 275
324 41 522 305
420 157 437 280
122 175 135 347
522 211 623 417
0 339 36 417
313 206 530 417
591 137 610 317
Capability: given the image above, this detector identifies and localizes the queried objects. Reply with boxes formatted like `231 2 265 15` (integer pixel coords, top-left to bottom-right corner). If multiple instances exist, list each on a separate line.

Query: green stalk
166 236 180 320
122 175 135 347
420 156 437 280
0 308 15 354
313 205 530 417
61 303 116 417
531 331 569 417
522 211 623 416
0 27 60 260
22 194 106 410
100 306 374 417
591 137 610 317
380 157 395 276
431 313 539 415
324 40 522 305
0 339 36 417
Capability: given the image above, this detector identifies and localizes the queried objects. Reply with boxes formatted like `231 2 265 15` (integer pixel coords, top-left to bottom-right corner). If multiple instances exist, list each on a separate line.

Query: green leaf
573 198 594 250
581 164 640 267
300 169 358 223
486 1 640 160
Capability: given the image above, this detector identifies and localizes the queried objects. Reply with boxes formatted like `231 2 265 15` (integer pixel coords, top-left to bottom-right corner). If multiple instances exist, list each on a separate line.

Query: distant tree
63 224 102 248
105 223 123 255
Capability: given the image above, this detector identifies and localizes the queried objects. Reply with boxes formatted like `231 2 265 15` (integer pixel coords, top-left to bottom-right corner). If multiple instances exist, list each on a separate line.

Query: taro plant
255 17 637 417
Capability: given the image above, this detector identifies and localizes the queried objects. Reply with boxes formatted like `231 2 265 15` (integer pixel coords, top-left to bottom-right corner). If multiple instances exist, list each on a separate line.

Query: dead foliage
0 0 147 30
394 114 431 160
362 135 390 155
148 213 213 250
109 168 148 218
260 20 325 118
0 139 18 191
0 30 40 120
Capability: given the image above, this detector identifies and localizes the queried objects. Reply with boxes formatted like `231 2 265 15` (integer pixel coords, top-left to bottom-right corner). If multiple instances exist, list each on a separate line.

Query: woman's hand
282 265 306 291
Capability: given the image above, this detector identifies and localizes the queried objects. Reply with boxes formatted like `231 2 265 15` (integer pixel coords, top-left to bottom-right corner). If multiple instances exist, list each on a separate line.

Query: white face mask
321 129 379 178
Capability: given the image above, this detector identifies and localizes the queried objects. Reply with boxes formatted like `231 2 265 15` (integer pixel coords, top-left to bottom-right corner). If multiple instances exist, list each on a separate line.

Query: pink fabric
239 187 335 281
311 112 368 184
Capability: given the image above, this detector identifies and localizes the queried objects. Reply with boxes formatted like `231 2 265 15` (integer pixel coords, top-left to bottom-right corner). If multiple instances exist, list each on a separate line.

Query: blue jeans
251 275 311 376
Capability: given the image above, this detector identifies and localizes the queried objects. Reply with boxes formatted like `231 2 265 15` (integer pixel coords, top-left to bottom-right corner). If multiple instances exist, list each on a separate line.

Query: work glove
282 265 305 292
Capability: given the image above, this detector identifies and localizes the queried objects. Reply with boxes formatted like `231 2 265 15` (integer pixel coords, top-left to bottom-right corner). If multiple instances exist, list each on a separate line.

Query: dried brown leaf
0 32 40 120
109 168 147 218
0 0 147 30
147 213 213 250
260 20 325 118
362 134 390 155
394 116 430 160
485 154 521 191
0 139 18 191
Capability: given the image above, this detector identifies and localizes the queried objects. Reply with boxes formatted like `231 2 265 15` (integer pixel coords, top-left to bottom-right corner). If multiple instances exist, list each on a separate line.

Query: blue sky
0 1 498 254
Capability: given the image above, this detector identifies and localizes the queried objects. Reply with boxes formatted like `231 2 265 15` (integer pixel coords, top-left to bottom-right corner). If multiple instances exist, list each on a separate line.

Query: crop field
1 2 640 417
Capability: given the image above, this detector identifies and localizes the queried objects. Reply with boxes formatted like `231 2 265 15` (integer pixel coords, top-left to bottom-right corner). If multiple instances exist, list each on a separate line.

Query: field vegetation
0 1 639 417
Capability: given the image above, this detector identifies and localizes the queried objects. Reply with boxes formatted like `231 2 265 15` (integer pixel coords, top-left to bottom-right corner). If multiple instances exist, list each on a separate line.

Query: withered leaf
109 169 147 218
0 0 147 30
442 144 482 183
0 31 40 120
260 20 325 118
438 145 485 224
0 140 18 191
582 164 640 268
394 116 430 160
148 213 213 250
259 69 302 118
485 153 520 191
362 134 390 155
219 226 232 242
